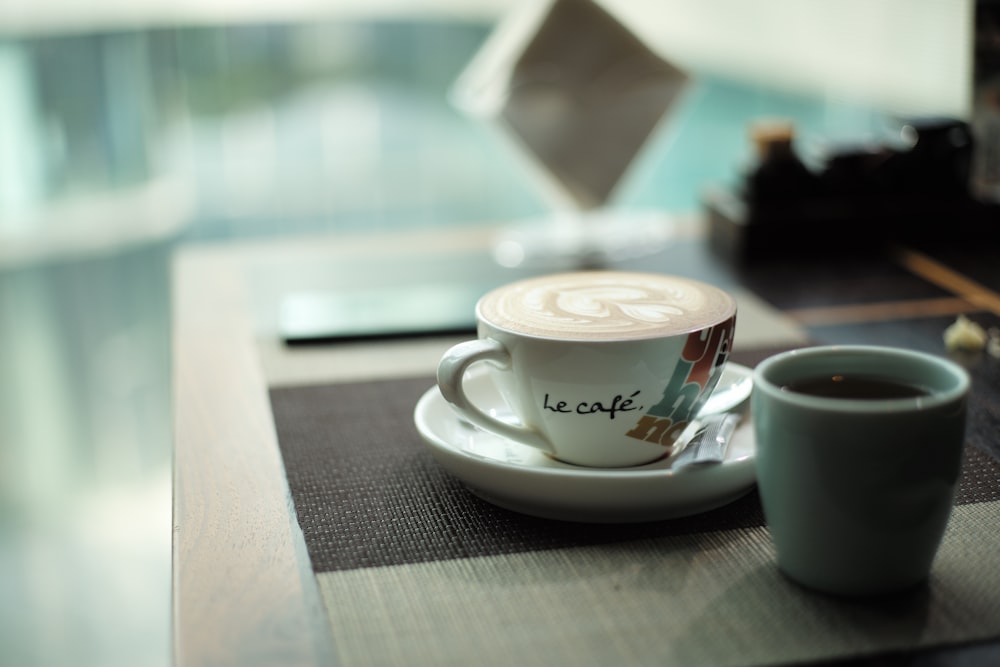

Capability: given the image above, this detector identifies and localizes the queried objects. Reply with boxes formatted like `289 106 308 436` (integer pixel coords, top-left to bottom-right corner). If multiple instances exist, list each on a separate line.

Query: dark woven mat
269 348 1000 574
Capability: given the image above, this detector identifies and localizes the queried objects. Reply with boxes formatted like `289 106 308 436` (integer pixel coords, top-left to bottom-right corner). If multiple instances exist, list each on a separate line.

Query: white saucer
413 363 757 523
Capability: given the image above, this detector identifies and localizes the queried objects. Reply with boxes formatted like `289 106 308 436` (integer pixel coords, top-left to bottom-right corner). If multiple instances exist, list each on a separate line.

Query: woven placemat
269 349 1000 575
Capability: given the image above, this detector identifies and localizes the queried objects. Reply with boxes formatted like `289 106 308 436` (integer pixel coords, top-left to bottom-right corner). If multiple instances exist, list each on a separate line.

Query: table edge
171 247 336 667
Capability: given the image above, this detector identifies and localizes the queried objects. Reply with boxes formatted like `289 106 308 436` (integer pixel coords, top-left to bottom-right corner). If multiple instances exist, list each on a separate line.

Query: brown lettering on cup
623 316 735 448
624 415 689 445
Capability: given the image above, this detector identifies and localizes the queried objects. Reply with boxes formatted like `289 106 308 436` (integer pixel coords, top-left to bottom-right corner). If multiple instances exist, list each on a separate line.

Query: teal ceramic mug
752 345 969 596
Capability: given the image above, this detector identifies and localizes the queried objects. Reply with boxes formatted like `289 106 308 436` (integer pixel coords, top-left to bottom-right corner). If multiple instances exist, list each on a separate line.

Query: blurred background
0 1 979 665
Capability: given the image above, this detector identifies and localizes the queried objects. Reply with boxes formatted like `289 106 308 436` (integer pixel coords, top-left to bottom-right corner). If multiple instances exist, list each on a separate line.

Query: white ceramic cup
437 271 737 468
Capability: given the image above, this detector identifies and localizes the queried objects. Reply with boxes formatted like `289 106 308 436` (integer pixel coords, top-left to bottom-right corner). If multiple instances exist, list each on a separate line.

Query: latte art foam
479 271 735 340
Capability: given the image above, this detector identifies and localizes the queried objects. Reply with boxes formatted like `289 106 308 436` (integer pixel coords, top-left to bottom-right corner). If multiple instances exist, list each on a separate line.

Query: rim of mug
752 344 970 412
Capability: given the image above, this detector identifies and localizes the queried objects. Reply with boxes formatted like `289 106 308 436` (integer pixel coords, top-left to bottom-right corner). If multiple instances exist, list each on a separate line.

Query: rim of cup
752 345 970 413
474 272 738 343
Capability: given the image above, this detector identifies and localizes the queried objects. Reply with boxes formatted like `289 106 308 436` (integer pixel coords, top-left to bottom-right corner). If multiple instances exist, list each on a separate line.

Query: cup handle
437 338 555 455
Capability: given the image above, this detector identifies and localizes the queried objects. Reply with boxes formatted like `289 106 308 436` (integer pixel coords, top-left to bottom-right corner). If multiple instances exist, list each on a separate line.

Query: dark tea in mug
781 375 930 400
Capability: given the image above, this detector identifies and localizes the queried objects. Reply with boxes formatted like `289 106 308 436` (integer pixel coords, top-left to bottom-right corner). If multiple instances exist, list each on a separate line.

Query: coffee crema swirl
478 271 735 340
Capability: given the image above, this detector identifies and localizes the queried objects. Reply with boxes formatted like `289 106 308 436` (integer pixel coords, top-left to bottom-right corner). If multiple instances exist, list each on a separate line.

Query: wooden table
173 225 552 666
172 220 1000 666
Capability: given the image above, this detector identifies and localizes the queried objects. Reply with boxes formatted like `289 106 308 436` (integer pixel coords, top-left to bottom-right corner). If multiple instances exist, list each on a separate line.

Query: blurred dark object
706 118 1000 263
279 283 481 344
972 0 1000 203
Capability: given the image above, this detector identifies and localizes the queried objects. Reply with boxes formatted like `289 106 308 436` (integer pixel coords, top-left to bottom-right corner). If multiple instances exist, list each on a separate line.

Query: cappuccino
439 271 737 467
478 271 736 341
